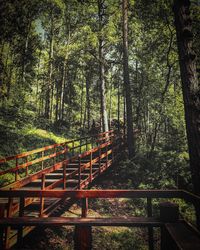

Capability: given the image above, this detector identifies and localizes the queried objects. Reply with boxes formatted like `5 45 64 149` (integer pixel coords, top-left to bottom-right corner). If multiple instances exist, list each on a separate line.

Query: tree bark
122 0 135 158
60 63 67 121
173 0 200 226
45 11 54 120
21 20 31 84
98 0 109 132
86 72 91 131
117 81 121 132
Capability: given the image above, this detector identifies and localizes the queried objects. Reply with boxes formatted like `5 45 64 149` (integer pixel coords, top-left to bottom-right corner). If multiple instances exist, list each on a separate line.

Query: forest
0 0 200 249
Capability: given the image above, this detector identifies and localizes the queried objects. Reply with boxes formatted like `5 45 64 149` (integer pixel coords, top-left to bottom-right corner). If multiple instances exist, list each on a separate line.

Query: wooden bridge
0 131 200 249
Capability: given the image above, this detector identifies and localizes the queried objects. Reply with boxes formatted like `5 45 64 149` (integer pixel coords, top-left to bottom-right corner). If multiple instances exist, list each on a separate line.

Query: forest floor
12 163 161 250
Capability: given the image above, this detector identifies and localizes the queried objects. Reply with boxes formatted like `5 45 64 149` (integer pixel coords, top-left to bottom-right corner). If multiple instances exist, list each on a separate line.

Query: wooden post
5 197 13 249
17 197 25 248
41 151 44 170
78 157 81 189
111 143 114 163
160 202 179 250
63 163 66 189
147 198 154 250
160 202 179 223
40 174 45 217
0 204 5 250
25 156 28 176
106 145 108 169
53 146 56 165
82 198 88 218
74 198 92 250
98 147 101 174
90 152 92 182
15 158 18 181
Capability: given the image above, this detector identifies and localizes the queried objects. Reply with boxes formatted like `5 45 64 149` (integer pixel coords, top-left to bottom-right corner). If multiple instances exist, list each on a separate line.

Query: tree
98 0 109 132
122 0 135 157
173 0 200 225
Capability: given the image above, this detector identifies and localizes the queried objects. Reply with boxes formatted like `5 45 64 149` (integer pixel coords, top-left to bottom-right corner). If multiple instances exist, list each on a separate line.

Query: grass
25 128 67 144
0 125 71 159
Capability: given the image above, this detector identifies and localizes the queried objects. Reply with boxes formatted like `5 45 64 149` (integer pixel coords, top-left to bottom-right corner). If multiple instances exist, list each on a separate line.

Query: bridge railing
0 189 199 249
0 130 115 187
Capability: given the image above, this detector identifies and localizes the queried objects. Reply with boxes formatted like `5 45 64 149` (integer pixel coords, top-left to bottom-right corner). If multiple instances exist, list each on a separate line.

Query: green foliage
0 0 193 193
93 228 147 250
118 150 191 190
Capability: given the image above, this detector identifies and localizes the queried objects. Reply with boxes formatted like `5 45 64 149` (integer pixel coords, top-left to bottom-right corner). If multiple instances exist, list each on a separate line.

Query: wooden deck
1 131 200 250
0 130 123 249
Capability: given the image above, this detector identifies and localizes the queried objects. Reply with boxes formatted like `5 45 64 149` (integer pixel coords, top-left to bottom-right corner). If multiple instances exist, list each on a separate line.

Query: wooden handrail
0 137 114 190
0 143 68 164
0 149 68 176
0 189 187 198
0 189 198 206
0 130 114 178
0 130 114 165
0 216 163 227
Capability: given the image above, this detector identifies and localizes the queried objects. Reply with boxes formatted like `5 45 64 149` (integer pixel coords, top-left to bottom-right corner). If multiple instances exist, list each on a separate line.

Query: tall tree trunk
86 73 91 131
108 82 112 129
45 12 54 120
98 0 109 132
36 48 42 114
50 80 54 121
80 79 84 127
122 0 135 158
117 81 121 132
173 0 200 226
60 62 66 120
55 80 59 122
21 20 31 84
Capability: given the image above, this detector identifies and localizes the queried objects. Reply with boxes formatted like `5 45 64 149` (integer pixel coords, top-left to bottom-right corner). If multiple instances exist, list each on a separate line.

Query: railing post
106 144 108 169
147 198 154 250
41 151 44 170
78 156 81 189
17 197 25 248
53 146 56 165
98 147 101 174
63 146 68 189
82 198 88 218
74 197 92 250
63 163 66 189
5 196 13 249
0 204 5 249
160 202 179 250
40 174 45 217
111 141 114 163
25 156 28 176
15 158 19 181
90 152 92 182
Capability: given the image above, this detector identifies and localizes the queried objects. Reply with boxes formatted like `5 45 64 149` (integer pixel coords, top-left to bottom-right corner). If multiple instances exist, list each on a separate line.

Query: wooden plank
0 204 5 249
0 189 184 199
164 221 200 250
0 217 163 227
